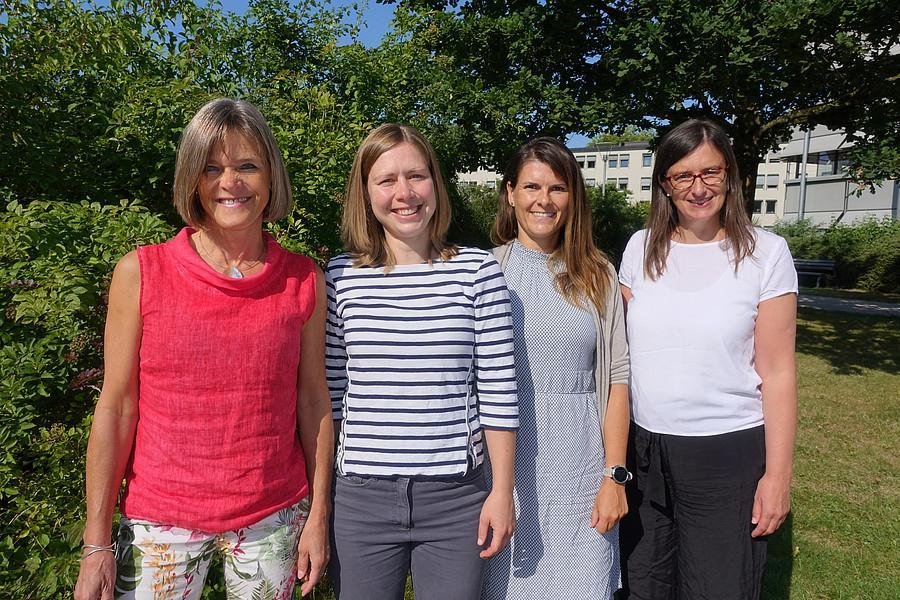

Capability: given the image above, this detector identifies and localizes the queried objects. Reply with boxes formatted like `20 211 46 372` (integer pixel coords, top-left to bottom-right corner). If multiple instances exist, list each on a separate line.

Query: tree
589 125 655 147
394 0 900 207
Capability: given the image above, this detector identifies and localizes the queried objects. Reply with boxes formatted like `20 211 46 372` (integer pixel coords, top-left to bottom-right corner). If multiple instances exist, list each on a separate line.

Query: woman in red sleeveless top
74 99 333 600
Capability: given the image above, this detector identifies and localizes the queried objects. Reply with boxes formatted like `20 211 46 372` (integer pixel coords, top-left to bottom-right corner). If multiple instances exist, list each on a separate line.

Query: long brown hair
492 136 612 316
341 123 457 268
645 119 755 279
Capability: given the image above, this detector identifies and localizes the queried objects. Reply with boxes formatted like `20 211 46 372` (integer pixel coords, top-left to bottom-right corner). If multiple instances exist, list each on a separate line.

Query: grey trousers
330 468 489 600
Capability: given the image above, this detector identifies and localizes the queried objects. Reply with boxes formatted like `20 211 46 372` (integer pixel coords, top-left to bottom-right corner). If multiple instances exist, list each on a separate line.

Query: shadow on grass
762 512 793 599
796 308 899 375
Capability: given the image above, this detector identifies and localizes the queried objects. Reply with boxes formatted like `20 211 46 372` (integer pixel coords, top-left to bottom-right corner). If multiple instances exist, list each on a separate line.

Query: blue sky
217 0 591 147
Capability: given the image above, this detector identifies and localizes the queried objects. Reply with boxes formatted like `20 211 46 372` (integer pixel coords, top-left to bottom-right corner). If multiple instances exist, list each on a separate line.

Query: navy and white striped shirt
326 247 519 477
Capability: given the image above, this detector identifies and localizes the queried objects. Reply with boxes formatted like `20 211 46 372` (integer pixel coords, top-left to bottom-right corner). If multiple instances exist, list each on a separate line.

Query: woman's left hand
478 489 516 559
751 471 791 537
591 480 628 534
296 514 330 596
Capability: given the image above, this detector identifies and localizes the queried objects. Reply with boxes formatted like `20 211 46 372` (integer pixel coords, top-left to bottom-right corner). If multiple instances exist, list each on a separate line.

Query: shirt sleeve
760 234 799 301
324 262 348 421
618 230 642 288
472 254 519 430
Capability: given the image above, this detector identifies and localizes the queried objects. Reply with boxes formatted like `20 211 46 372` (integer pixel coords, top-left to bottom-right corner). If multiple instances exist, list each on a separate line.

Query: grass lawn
762 307 899 599
301 307 899 600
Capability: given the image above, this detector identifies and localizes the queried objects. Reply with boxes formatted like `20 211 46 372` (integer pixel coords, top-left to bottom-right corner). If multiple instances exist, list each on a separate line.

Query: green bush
0 199 173 597
773 218 900 292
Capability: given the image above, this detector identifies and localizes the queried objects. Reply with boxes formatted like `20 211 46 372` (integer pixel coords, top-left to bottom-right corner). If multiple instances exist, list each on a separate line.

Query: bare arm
75 251 142 600
478 428 516 558
296 267 335 595
591 383 630 533
751 292 797 537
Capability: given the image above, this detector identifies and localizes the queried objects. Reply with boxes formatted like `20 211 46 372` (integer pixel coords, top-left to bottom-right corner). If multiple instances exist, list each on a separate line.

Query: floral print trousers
114 497 310 600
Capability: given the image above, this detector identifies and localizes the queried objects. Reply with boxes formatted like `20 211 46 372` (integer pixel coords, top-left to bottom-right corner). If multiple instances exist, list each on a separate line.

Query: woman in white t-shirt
617 119 798 600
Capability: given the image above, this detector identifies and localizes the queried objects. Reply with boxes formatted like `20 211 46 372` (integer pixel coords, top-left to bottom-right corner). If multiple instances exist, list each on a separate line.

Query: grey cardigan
492 242 630 442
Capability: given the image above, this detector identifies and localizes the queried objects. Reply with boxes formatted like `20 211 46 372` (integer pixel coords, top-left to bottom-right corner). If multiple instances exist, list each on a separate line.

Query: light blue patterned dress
482 241 620 599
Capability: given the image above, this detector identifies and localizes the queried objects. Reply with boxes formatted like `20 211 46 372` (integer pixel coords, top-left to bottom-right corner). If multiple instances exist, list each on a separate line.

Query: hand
74 550 116 600
477 489 515 559
297 516 330 596
751 471 791 538
590 479 628 534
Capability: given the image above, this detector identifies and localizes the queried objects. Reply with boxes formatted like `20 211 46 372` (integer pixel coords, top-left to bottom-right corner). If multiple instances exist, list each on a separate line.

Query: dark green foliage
589 186 648 266
0 200 173 597
450 184 500 248
774 218 900 292
395 0 900 205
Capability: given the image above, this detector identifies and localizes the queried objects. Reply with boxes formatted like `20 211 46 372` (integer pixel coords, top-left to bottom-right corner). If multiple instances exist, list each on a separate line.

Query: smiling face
197 133 270 233
508 160 570 253
662 141 727 235
366 142 437 260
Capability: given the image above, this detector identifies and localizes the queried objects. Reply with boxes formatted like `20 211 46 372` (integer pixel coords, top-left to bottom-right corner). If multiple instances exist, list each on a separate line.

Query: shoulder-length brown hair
341 123 457 268
492 136 612 316
172 98 292 227
645 118 755 279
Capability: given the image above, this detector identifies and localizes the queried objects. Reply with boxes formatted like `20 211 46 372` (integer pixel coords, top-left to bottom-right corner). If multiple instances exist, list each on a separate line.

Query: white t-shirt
619 228 797 436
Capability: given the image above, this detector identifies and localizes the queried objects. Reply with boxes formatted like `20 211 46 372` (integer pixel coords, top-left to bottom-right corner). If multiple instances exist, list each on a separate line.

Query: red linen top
121 227 315 532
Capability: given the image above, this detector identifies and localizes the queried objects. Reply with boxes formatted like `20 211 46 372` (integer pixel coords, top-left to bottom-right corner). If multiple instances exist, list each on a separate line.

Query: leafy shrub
773 218 900 292
0 200 172 597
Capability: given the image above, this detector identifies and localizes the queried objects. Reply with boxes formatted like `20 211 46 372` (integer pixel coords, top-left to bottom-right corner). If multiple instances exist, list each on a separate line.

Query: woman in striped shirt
326 124 519 600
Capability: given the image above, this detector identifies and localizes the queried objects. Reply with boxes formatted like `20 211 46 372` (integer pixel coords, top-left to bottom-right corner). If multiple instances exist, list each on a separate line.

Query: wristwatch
604 465 633 484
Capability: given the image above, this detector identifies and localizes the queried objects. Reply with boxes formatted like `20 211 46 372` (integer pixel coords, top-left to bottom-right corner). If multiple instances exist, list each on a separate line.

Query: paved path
798 293 900 318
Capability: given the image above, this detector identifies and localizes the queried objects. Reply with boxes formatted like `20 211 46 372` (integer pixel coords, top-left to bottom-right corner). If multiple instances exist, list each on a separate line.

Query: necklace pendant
226 265 244 279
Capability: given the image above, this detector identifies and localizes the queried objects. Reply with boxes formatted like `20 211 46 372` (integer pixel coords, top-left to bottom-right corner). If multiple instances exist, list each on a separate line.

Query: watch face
612 466 630 484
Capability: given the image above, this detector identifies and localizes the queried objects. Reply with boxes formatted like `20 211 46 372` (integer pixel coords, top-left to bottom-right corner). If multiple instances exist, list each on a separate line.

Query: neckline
172 227 282 291
512 239 552 258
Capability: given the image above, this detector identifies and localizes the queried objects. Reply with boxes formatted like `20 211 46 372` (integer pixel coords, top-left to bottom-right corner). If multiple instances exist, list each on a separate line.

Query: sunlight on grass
763 308 899 599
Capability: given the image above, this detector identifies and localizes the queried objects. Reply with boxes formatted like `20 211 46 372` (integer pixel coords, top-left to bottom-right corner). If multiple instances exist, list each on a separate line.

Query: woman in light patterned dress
482 137 631 598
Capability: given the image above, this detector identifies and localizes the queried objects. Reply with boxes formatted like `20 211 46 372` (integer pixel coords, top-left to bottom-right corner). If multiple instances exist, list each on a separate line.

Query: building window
766 200 777 214
642 153 652 167
618 178 629 190
576 157 585 168
586 178 596 186
606 178 617 187
640 177 651 191
817 152 836 176
620 154 630 168
756 174 765 189
587 157 596 169
485 181 496 189
767 174 779 188
608 156 618 168
753 200 763 214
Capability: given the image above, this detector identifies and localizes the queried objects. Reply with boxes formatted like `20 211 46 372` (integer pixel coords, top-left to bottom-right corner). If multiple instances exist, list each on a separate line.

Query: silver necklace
196 232 265 279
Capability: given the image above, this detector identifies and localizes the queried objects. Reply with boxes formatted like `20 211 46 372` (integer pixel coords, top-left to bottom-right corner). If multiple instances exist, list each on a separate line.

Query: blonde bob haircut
341 123 457 268
492 136 612 316
172 98 292 227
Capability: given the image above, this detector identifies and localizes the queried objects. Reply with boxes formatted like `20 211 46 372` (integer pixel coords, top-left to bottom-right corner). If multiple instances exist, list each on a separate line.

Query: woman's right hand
74 551 116 600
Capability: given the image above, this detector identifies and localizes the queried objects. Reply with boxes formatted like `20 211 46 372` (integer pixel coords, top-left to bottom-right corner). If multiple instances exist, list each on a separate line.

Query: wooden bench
794 259 836 288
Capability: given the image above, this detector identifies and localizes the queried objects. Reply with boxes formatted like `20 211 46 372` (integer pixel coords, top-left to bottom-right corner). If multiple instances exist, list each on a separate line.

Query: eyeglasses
665 167 727 190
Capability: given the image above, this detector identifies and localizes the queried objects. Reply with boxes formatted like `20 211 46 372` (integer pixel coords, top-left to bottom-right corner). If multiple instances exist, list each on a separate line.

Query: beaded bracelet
81 543 116 560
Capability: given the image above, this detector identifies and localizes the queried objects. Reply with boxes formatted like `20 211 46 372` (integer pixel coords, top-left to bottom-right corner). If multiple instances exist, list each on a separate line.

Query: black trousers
619 424 768 600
